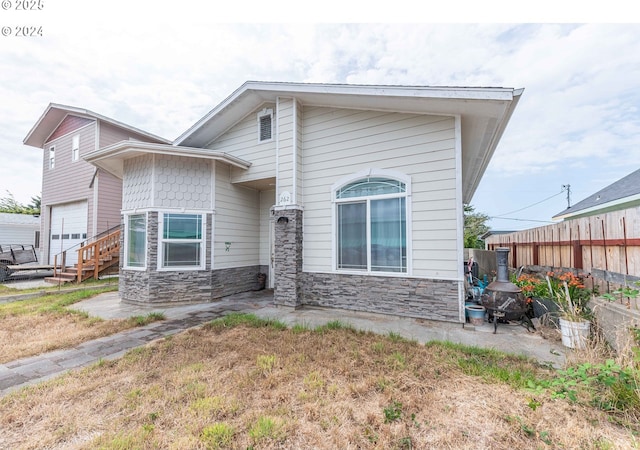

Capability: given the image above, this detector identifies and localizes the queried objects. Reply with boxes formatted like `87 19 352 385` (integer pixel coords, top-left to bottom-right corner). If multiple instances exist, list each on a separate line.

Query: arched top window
334 171 409 274
336 177 406 199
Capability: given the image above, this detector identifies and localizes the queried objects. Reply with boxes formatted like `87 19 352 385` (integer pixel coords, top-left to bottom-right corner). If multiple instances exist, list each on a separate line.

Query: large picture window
125 214 146 268
160 213 205 269
336 177 407 273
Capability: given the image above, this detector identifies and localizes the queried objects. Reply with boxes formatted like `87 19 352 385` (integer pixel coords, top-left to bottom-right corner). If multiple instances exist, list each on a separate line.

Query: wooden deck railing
76 229 121 282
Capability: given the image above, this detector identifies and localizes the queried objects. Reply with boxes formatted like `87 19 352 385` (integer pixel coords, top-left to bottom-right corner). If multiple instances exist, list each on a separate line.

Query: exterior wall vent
257 108 273 142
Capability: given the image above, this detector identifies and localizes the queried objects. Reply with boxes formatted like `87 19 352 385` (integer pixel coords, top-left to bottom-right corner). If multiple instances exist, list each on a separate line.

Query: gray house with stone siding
85 81 523 323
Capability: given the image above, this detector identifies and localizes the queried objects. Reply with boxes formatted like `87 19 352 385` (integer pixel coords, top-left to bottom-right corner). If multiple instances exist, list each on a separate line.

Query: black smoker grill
480 247 530 333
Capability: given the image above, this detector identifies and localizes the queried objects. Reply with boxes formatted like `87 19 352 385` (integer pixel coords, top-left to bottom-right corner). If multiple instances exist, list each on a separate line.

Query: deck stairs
45 228 120 284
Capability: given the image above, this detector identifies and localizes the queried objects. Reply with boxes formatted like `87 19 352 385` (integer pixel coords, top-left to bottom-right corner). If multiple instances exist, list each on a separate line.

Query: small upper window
257 108 273 142
49 146 55 169
72 135 80 161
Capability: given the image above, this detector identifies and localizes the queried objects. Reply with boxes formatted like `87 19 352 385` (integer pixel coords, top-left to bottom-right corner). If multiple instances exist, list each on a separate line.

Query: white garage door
50 201 88 266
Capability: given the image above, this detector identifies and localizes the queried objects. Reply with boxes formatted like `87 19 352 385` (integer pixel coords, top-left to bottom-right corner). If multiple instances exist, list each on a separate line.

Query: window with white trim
159 213 205 269
72 135 80 161
125 213 147 268
257 108 273 142
49 146 55 169
335 177 407 273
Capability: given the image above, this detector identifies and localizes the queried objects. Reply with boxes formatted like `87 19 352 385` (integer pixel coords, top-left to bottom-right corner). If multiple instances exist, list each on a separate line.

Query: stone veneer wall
301 272 461 322
273 207 303 308
120 211 266 306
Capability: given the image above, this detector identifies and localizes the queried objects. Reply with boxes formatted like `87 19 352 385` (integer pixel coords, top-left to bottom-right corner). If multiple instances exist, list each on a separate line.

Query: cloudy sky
1 2 638 231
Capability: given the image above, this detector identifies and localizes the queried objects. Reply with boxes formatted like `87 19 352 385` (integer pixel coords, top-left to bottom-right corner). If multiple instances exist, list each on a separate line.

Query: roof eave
23 103 171 148
174 81 521 147
84 141 251 179
552 193 640 220
463 88 524 204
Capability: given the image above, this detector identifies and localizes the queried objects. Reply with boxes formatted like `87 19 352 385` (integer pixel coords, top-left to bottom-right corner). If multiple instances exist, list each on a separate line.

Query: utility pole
562 184 571 208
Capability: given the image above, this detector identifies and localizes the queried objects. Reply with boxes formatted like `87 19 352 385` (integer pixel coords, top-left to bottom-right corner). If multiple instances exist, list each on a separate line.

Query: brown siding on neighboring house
98 122 162 148
95 169 123 234
41 123 97 262
47 116 94 142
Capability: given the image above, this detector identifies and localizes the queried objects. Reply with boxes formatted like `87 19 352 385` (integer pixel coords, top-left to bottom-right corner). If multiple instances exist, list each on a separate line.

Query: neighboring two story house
23 105 169 265
85 81 523 323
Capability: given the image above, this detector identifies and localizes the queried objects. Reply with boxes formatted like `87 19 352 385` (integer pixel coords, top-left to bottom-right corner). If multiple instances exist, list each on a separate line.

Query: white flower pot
559 318 591 349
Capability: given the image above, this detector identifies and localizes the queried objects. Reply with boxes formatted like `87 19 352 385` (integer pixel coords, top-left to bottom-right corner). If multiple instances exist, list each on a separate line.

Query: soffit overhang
83 141 251 179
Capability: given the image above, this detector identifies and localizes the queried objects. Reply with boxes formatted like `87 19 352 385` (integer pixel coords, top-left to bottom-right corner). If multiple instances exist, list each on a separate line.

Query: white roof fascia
552 192 640 221
24 103 171 148
464 87 524 202
174 81 519 146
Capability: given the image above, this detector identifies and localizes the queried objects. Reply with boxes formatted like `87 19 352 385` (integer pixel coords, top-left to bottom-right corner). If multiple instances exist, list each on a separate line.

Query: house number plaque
278 191 292 205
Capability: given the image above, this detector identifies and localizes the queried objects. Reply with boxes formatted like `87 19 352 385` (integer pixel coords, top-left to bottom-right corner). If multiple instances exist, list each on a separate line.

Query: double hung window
125 213 147 268
335 177 407 273
160 213 205 269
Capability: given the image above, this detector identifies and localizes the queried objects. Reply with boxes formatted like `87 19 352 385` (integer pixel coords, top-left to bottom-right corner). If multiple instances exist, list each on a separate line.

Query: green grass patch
249 415 285 442
314 320 356 333
127 312 165 326
0 277 118 297
0 285 117 319
425 340 549 390
201 422 235 448
207 312 287 331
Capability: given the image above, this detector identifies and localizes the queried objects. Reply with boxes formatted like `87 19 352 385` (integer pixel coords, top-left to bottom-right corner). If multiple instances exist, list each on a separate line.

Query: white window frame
257 108 274 142
71 135 80 161
124 212 147 270
157 211 206 271
331 169 412 276
49 145 55 169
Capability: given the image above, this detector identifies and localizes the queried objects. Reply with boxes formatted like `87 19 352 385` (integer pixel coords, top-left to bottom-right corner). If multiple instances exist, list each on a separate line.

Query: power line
493 187 567 217
489 216 555 224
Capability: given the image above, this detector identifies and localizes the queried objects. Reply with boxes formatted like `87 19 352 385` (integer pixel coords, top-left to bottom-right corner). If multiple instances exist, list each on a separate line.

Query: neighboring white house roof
479 230 517 240
553 168 640 221
0 212 40 225
174 81 524 203
23 103 171 148
83 140 251 179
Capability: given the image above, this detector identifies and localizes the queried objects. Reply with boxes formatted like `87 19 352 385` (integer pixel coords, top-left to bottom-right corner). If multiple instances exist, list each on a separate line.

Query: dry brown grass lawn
0 286 159 363
1 316 637 449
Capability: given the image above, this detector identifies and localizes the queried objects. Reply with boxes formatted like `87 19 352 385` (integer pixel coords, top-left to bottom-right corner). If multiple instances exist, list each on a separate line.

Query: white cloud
0 21 638 229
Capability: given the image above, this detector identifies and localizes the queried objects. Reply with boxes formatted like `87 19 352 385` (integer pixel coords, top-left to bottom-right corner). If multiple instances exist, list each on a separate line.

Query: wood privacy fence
484 207 640 290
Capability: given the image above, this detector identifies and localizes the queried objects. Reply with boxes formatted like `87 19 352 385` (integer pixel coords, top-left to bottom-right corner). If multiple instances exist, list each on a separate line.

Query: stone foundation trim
120 265 266 306
301 272 462 323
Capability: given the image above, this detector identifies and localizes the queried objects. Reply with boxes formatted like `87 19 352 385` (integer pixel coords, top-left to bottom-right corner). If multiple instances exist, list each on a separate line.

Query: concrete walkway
0 289 567 397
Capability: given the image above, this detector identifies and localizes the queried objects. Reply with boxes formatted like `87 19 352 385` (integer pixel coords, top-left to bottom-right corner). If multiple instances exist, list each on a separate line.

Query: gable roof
23 103 170 148
553 168 640 220
174 81 523 203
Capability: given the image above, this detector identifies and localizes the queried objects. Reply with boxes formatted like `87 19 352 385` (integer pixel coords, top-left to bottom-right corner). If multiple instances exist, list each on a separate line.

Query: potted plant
511 272 557 318
554 279 592 349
